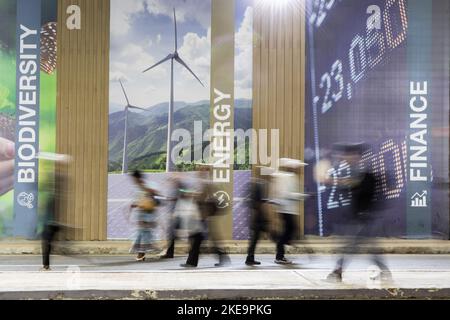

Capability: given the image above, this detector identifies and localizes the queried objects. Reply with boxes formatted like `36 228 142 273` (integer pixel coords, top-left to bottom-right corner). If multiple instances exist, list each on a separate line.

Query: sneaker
380 271 393 284
180 263 197 268
214 260 231 267
245 260 261 266
370 270 392 281
325 270 342 283
215 256 231 267
274 258 293 265
40 266 51 271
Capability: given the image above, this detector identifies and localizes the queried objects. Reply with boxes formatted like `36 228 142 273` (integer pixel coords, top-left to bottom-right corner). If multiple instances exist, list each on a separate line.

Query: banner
13 0 42 237
107 0 253 240
0 0 57 238
304 0 450 238
210 0 235 237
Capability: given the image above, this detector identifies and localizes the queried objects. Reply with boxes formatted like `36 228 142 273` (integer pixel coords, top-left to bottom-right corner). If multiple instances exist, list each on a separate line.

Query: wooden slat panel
99 0 110 240
252 0 306 238
56 0 110 240
298 0 306 238
276 8 285 157
268 7 277 159
260 3 269 163
88 0 95 239
284 9 293 159
252 3 262 175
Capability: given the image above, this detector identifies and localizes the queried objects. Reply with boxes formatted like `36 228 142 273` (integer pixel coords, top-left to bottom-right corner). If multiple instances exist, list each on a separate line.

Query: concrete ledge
2 288 450 300
1 238 450 255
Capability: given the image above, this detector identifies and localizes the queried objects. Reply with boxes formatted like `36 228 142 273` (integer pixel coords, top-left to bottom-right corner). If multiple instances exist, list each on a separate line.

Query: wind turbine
143 8 204 172
119 79 148 174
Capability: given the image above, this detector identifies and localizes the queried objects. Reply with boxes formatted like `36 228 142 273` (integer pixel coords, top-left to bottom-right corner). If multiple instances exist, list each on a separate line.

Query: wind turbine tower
143 8 204 172
119 79 148 174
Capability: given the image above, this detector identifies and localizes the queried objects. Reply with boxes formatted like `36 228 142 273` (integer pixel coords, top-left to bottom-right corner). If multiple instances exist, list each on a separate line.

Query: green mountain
108 99 252 172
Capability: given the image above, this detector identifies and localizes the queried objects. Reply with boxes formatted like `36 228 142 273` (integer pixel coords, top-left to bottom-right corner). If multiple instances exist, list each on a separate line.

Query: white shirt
174 197 204 237
270 171 307 215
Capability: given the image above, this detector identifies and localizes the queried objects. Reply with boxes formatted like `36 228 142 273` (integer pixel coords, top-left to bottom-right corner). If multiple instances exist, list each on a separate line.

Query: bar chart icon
411 191 428 208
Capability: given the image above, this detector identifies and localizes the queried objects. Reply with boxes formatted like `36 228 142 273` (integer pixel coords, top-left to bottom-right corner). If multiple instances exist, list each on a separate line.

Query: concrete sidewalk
0 254 449 299
1 238 450 255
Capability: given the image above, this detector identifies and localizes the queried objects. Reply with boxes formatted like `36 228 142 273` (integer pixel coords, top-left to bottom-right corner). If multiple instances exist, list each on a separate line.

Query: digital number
349 34 367 84
362 140 406 201
319 60 344 114
327 162 352 210
331 60 344 102
383 0 408 49
319 72 332 113
309 0 336 28
366 28 386 69
379 140 404 199
327 167 339 209
315 0 408 116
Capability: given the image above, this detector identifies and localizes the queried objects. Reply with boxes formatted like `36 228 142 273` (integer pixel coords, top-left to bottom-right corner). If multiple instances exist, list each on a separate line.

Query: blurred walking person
322 143 392 283
129 170 160 261
271 159 307 265
177 189 206 268
245 166 273 266
160 175 184 259
39 153 71 271
196 164 230 267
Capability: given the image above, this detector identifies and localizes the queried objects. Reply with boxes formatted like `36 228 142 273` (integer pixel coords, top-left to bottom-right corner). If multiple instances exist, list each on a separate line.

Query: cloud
145 85 157 93
110 0 145 37
178 28 211 86
110 71 130 83
235 6 253 99
236 6 253 50
110 41 167 107
114 43 166 76
109 0 213 107
143 0 211 29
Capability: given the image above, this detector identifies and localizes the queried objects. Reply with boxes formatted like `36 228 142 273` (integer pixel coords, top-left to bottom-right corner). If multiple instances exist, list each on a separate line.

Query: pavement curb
1 239 450 255
2 288 450 300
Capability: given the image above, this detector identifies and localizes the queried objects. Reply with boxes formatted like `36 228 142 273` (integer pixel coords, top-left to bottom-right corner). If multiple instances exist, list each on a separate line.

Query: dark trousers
246 228 262 262
207 218 230 264
246 210 267 261
334 219 389 272
165 217 181 257
186 232 204 266
276 213 295 260
165 239 175 257
212 245 229 264
41 225 59 267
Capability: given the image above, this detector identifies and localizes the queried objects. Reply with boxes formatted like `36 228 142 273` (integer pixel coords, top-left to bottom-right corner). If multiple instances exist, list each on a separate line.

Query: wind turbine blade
174 55 204 87
119 79 131 105
143 54 173 73
173 8 178 52
128 105 148 111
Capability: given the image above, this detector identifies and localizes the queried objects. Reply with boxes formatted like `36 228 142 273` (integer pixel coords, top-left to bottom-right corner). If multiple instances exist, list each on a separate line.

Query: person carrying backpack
129 170 160 261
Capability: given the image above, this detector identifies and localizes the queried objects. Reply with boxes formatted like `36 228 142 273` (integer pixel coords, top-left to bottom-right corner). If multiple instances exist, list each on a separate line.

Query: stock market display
304 0 450 238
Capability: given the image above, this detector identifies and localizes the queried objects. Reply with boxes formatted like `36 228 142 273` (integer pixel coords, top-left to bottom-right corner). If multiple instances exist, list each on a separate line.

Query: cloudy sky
109 0 253 113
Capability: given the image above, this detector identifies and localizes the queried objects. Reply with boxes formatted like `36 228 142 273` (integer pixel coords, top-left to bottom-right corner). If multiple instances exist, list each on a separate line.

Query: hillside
109 99 252 171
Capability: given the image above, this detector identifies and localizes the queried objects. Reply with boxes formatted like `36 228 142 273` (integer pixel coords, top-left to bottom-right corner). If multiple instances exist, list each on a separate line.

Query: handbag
138 194 157 212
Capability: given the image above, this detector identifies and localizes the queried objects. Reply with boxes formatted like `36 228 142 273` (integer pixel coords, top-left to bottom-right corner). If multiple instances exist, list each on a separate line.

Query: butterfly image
40 22 57 74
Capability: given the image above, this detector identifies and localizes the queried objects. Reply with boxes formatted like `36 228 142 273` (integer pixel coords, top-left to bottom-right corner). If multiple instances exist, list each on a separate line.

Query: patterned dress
129 191 158 254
